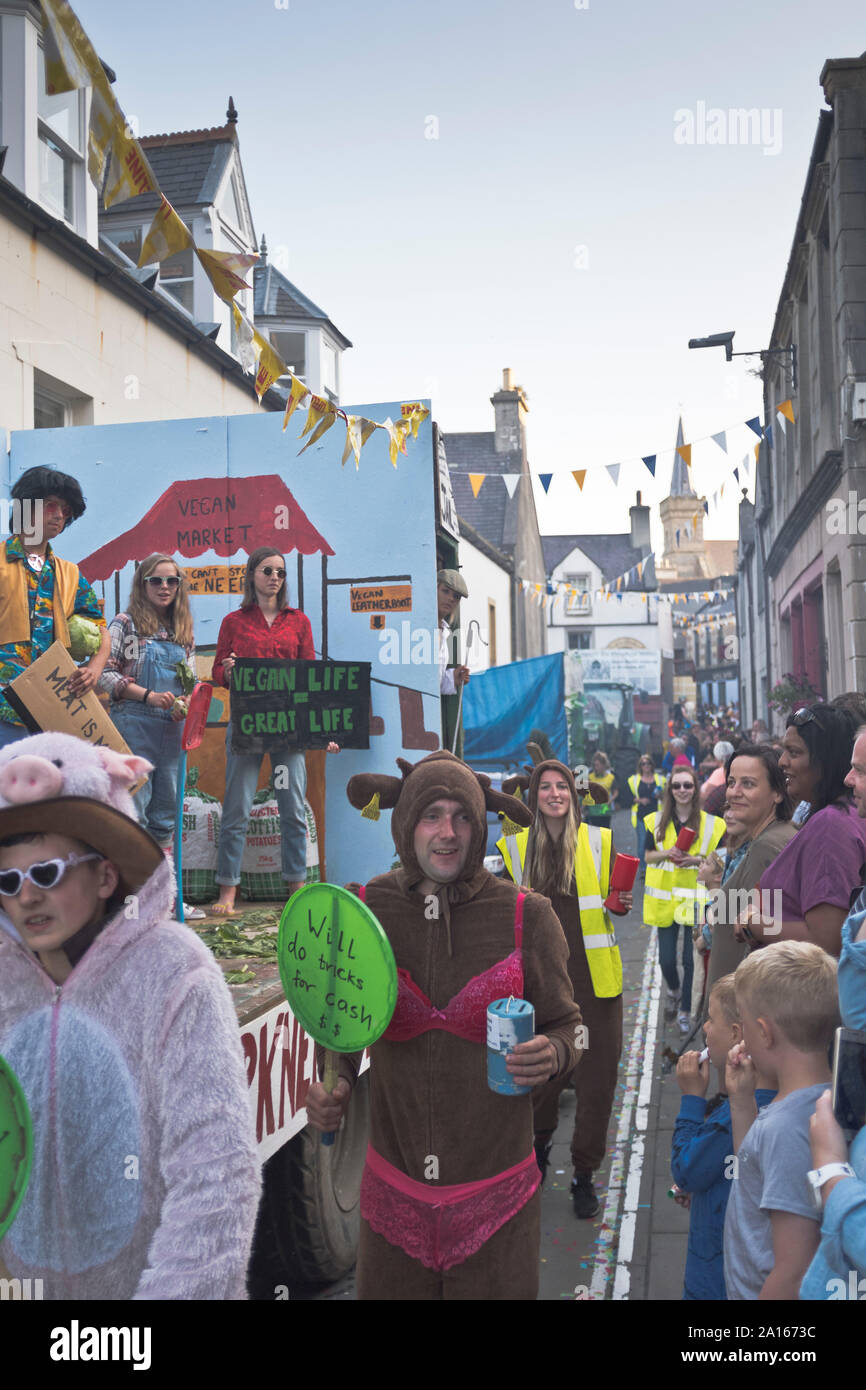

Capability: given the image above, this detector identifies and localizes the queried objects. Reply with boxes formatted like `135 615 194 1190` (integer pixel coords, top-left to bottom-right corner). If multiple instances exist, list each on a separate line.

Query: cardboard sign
231 658 371 752
182 564 245 595
350 585 412 614
4 642 135 757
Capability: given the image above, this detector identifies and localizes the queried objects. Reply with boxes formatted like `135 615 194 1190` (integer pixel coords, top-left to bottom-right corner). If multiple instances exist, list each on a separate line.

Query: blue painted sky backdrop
79 0 866 553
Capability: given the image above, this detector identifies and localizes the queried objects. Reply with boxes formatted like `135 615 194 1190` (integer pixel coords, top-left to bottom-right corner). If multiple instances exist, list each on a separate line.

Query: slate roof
442 431 523 555
99 130 239 218
542 533 654 588
253 265 351 348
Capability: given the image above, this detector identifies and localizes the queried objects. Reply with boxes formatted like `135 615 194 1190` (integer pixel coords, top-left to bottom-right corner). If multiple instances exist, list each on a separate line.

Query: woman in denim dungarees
100 555 195 845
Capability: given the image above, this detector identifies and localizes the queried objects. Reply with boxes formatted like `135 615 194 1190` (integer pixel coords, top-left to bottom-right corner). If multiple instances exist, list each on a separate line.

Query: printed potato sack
239 781 320 901
180 764 221 904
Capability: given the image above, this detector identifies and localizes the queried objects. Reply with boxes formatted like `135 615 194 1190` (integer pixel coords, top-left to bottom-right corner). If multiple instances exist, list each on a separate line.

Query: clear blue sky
81 0 865 553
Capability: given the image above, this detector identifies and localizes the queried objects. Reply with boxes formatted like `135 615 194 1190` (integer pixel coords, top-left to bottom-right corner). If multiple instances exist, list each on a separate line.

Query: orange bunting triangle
572 470 587 491
777 399 795 423
676 444 692 468
468 474 486 498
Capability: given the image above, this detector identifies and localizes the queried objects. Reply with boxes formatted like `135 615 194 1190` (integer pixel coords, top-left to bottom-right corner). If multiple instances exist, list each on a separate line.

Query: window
159 243 195 314
103 226 144 264
37 46 83 226
270 331 306 381
33 370 93 429
34 385 67 430
567 630 593 650
564 574 591 615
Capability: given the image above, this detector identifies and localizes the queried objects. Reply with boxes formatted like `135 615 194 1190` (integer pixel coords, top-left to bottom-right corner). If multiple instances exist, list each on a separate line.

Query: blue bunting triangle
642 455 656 477
745 417 762 437
539 473 553 494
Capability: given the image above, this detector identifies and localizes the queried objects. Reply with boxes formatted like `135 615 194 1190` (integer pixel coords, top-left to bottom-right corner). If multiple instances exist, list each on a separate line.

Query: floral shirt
0 538 105 726
98 613 195 702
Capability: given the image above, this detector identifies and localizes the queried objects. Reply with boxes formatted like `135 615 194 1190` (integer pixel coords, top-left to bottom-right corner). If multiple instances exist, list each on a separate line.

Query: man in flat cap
438 569 470 757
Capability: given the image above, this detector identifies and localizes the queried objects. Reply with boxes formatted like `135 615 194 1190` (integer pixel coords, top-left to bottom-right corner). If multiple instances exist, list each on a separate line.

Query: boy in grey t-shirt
723 942 840 1300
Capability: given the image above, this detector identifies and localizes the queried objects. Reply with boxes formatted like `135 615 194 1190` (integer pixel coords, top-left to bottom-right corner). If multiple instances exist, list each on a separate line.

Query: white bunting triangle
502 474 520 498
606 463 621 487
711 431 728 453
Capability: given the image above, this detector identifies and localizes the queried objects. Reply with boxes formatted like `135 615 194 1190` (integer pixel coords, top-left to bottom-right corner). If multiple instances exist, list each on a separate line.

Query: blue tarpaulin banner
462 653 567 768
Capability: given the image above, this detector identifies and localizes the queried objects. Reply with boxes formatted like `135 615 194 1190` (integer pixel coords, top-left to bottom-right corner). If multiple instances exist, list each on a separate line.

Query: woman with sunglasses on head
643 765 726 1033
735 703 866 958
210 549 336 916
98 554 195 853
628 754 666 871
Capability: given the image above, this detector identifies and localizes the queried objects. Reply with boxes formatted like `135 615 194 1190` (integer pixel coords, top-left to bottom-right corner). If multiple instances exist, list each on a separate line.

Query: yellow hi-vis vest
496 824 623 998
627 772 667 827
642 810 726 929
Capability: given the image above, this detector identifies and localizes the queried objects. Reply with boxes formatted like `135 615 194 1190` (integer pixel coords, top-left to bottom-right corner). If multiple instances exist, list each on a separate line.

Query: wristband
143 688 151 705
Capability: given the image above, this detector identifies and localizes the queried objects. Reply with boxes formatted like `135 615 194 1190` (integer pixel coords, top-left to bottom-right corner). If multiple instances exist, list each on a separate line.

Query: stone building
736 52 866 725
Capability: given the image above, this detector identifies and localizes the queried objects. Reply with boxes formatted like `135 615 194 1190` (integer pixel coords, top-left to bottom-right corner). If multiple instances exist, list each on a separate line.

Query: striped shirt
98 612 195 702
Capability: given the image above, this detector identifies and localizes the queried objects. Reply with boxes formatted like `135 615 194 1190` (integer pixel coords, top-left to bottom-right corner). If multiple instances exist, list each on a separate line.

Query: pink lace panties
360 1145 540 1271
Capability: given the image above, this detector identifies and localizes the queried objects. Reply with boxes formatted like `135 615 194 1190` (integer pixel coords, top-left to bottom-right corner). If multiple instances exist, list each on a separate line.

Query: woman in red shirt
210 548 331 915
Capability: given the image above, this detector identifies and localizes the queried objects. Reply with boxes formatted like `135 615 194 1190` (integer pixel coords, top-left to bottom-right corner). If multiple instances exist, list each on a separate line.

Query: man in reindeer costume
306 749 581 1300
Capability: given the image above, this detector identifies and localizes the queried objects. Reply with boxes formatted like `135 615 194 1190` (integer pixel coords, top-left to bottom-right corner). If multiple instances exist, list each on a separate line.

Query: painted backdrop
8 403 440 885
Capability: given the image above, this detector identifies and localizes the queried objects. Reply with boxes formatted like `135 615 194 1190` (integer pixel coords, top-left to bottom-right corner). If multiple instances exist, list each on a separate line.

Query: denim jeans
0 721 28 749
216 728 307 884
657 923 693 1012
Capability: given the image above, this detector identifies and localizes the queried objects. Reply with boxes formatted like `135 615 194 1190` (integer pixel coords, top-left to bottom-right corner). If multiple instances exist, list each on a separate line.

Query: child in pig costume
0 733 261 1299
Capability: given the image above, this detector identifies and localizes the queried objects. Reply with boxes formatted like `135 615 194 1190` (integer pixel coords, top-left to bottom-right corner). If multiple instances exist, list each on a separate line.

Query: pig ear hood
347 749 532 879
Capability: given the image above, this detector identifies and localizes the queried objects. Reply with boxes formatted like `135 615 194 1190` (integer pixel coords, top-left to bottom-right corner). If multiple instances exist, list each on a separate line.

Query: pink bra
357 886 526 1044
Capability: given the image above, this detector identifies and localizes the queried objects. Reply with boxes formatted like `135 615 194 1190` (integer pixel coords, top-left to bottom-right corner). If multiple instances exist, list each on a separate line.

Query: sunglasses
790 707 816 727
144 575 180 589
260 566 286 579
0 852 102 898
670 781 695 790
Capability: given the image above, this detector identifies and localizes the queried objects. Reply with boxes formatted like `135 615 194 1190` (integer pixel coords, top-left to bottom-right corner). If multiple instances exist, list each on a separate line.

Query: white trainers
183 903 206 920
677 1011 692 1035
664 987 681 1020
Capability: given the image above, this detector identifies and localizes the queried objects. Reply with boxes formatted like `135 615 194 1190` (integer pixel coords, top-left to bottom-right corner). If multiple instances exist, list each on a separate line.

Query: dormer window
270 331 306 381
159 243 195 314
37 46 84 227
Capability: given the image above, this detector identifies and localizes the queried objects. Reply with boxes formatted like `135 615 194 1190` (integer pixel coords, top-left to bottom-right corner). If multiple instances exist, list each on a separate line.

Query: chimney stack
629 491 651 552
491 368 528 455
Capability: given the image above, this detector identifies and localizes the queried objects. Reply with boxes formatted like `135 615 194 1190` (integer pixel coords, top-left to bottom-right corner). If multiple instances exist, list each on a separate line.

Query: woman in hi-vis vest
498 760 628 1221
642 765 725 1034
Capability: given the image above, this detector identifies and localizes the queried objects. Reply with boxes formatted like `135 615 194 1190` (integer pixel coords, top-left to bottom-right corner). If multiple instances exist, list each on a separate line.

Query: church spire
670 416 696 498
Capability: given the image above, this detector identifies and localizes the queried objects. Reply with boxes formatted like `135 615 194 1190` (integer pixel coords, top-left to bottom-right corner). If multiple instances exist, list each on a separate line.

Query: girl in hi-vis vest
498 760 628 1221
642 765 725 1034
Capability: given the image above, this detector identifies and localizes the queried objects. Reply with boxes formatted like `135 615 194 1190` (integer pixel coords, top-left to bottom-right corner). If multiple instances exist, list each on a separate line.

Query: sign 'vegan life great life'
230 657 371 752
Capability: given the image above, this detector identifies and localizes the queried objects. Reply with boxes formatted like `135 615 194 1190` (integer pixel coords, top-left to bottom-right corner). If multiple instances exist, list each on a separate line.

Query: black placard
230 658 371 751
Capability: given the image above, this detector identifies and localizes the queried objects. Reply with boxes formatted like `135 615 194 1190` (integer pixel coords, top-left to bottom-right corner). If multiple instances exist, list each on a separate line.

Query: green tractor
566 680 650 791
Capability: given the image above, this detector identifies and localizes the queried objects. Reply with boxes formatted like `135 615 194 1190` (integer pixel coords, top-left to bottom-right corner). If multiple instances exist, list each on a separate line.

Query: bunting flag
281 372 310 428
676 530 681 546
733 468 739 483
138 195 193 267
468 473 486 498
777 399 795 423
775 411 786 435
711 431 727 453
195 248 259 304
572 470 587 491
676 443 692 468
692 513 698 529
703 500 709 514
636 561 643 581
254 334 285 401
298 406 338 455
755 443 761 464
502 474 520 498
539 474 553 494
745 417 763 437
606 464 621 487
642 455 656 477
341 416 363 469
741 455 750 477
720 483 726 498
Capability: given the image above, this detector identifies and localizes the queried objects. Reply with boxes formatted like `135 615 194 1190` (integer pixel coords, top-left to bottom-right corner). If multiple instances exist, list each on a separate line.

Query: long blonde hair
526 802 580 896
127 553 194 647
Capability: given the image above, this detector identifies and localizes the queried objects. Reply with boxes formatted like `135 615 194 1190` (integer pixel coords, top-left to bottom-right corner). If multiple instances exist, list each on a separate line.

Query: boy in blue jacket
672 975 776 1299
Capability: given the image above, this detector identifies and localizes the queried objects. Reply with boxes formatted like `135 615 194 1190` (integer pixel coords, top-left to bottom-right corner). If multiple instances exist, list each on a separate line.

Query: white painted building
456 519 513 673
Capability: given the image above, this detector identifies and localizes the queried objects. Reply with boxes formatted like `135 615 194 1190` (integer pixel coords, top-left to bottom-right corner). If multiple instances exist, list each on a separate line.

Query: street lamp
688 330 797 391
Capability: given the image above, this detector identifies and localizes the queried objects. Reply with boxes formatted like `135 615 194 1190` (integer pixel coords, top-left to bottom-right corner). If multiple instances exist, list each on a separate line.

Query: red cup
675 826 697 852
604 853 639 916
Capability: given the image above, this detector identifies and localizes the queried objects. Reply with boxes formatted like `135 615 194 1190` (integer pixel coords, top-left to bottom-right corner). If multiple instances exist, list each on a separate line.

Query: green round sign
0 1055 32 1242
278 883 397 1052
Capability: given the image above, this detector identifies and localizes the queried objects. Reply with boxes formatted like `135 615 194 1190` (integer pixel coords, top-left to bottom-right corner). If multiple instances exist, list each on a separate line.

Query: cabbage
67 615 102 662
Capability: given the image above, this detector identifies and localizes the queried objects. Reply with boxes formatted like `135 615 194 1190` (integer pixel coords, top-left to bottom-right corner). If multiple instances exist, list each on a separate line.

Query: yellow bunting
692 513 698 528
298 408 338 455
360 793 381 822
254 333 285 401
755 443 761 463
196 247 259 304
676 443 692 468
468 473 486 498
342 416 363 469
572 470 587 491
102 112 158 208
139 195 193 267
382 417 411 466
637 561 643 581
359 419 379 450
401 402 430 438
299 395 332 438
720 483 726 498
40 0 92 93
282 374 310 429
777 399 795 423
